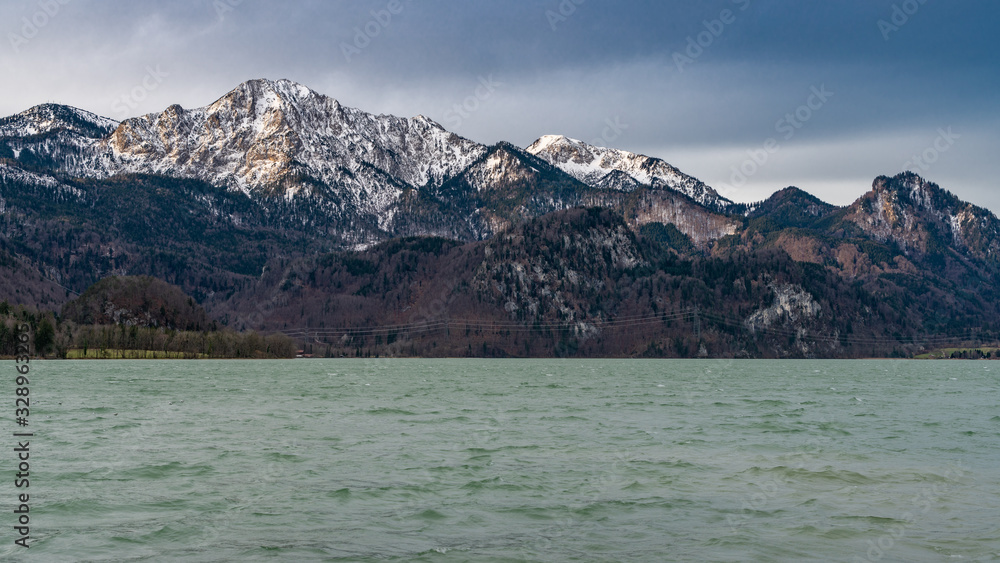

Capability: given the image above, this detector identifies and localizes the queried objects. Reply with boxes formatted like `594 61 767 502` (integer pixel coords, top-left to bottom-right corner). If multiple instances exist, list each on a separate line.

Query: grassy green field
914 347 1000 360
64 349 210 359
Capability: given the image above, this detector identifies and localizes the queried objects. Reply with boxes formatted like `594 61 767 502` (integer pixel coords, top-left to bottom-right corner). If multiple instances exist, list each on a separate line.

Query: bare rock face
846 172 1000 262
745 283 825 357
625 189 739 247
745 283 821 333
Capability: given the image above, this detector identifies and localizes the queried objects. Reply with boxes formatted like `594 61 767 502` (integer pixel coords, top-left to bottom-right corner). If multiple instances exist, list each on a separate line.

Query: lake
8 359 1000 561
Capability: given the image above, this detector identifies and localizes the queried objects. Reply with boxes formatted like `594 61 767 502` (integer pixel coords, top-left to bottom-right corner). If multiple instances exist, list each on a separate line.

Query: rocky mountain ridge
3 79 1000 357
0 103 118 175
846 172 1000 261
98 80 485 207
526 134 729 210
1 78 733 245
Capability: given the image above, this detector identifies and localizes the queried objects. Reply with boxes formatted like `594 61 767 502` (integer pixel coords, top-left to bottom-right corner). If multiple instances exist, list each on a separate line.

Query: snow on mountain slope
96 79 487 212
0 104 119 175
0 161 84 202
1 80 743 246
0 161 61 189
526 135 730 210
0 103 118 139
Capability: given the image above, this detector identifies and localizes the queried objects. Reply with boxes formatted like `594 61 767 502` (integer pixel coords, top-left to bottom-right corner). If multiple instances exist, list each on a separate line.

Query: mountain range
2 78 998 357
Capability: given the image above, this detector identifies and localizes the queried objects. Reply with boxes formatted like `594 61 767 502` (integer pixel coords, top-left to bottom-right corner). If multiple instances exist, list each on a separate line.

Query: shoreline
5 353 998 361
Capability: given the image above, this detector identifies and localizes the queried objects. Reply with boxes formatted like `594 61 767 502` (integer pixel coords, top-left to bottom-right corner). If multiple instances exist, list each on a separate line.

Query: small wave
119 461 186 479
462 477 522 491
365 407 417 416
816 422 852 435
43 498 108 516
410 415 469 424
498 444 540 452
109 535 146 545
753 421 804 434
327 488 351 500
631 459 702 470
138 524 188 542
740 465 877 486
264 452 302 462
817 527 868 540
415 509 447 520
743 399 790 407
831 514 911 528
539 415 587 422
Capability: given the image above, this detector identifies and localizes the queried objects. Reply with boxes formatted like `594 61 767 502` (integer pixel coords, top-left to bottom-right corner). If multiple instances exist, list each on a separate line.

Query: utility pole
693 306 701 343
694 306 708 357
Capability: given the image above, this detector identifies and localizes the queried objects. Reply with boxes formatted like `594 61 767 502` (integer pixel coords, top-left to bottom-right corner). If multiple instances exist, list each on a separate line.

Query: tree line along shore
0 298 297 360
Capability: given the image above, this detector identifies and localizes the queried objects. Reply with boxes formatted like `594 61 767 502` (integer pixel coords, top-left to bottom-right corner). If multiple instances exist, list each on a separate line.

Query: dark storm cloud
1 0 998 210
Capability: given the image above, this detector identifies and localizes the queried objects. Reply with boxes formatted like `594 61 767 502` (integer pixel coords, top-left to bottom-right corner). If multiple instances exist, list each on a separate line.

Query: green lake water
6 359 1000 561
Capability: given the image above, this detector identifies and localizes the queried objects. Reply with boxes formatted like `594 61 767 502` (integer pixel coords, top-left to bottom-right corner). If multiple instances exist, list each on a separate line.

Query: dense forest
0 280 297 359
4 86 1000 358
3 154 1000 358
218 205 1000 359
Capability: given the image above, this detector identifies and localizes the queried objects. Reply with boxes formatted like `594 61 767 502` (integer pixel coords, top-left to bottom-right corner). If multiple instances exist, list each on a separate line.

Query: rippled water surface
9 359 1000 561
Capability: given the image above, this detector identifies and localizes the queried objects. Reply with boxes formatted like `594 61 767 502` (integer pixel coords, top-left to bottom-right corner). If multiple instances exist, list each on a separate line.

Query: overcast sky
2 0 997 211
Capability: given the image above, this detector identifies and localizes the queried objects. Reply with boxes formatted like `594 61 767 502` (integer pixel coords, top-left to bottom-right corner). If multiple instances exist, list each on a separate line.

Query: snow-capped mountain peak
97 78 487 201
0 103 119 139
529 134 579 152
526 134 729 209
1 79 741 246
0 104 119 175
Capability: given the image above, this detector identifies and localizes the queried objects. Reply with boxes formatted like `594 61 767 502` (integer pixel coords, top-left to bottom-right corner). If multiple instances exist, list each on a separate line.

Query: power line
271 307 993 348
